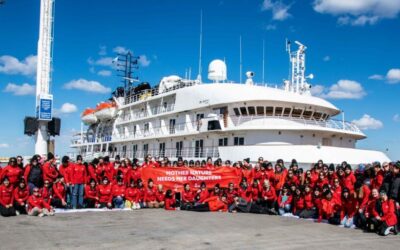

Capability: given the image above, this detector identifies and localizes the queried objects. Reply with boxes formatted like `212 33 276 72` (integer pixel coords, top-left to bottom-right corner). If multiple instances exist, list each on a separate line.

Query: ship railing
124 80 198 105
230 115 363 133
76 147 219 160
117 103 175 123
113 121 198 140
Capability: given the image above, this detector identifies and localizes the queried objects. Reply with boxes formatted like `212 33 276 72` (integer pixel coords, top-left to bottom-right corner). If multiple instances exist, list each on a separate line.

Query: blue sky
0 0 399 160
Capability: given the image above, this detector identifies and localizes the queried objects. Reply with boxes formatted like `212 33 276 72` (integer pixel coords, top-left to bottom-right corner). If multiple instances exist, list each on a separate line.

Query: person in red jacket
136 179 146 208
340 188 357 228
164 189 177 210
342 165 356 193
27 187 54 216
1 157 23 187
84 178 99 208
260 179 277 214
125 179 139 210
0 177 16 217
97 177 112 208
331 178 342 204
318 190 342 224
285 170 300 187
354 181 371 215
155 184 165 208
292 187 305 216
111 177 126 208
196 182 210 204
144 178 158 208
354 188 379 230
42 153 59 184
125 163 141 185
103 156 116 182
315 172 329 191
181 183 195 209
372 190 398 236
13 179 29 215
71 155 87 209
225 182 238 207
59 156 72 207
87 159 98 185
52 177 67 208
117 160 130 185
299 185 316 219
188 194 228 212
237 178 252 203
277 184 292 215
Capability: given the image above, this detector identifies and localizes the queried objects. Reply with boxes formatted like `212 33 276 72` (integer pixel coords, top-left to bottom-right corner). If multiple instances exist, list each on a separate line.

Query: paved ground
0 210 399 250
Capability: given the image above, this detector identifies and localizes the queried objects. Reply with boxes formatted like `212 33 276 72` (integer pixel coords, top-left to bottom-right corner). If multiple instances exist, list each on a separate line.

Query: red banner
140 167 242 191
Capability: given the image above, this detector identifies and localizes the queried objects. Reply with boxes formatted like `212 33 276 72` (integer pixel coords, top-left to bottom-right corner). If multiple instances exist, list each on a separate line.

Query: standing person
70 155 87 209
16 156 24 170
1 157 23 187
111 177 126 209
27 187 54 217
24 156 43 192
42 153 59 185
59 156 72 207
342 165 357 193
84 179 99 208
0 177 16 217
12 179 29 215
87 159 98 184
103 156 115 182
97 177 112 209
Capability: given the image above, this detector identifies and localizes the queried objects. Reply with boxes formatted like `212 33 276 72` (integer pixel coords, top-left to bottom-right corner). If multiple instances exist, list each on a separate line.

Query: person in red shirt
52 177 67 208
42 153 59 184
125 163 141 185
285 170 300 187
318 191 341 224
136 179 146 208
125 179 139 210
209 184 222 198
292 187 305 216
260 180 277 214
87 159 98 185
188 194 228 212
277 184 292 215
273 164 287 192
164 189 176 210
95 157 107 183
331 178 342 204
1 157 23 187
370 162 384 190
71 155 87 209
354 181 371 215
196 182 210 204
13 179 29 215
117 160 130 184
327 164 337 187
97 177 112 209
357 188 379 231
155 184 165 208
84 178 99 208
302 170 315 188
40 180 53 207
237 178 252 203
59 156 72 207
27 187 54 216
0 177 16 217
144 179 158 208
103 157 115 184
373 190 398 236
313 187 322 215
225 182 238 207
340 188 357 228
342 165 356 193
111 177 126 208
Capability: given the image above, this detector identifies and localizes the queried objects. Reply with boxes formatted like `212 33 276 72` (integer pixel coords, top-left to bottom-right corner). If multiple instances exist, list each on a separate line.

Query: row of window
233 106 330 121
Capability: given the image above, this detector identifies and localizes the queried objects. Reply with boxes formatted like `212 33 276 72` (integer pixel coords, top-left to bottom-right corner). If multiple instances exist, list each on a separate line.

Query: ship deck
1 210 398 249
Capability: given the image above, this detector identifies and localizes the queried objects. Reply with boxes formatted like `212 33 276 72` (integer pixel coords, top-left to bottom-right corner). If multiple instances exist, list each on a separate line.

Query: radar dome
208 59 227 82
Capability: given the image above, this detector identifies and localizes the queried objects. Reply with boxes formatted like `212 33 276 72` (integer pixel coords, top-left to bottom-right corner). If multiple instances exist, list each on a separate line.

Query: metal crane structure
35 0 55 155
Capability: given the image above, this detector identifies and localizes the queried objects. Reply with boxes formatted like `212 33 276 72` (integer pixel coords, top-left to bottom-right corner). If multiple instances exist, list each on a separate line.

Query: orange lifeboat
94 102 117 121
81 108 98 125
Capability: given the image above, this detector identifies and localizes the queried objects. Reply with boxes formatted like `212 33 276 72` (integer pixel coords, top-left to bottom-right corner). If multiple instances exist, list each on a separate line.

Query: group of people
0 153 399 236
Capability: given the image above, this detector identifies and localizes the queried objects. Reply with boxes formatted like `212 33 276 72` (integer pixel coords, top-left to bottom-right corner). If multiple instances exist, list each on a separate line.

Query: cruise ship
70 41 390 167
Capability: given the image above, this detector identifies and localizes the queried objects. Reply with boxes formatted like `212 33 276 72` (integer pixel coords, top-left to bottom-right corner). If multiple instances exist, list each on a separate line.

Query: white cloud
98 70 112 77
64 79 111 94
98 45 107 56
3 83 35 96
393 114 400 122
138 55 151 67
323 56 330 61
265 24 277 30
368 74 384 80
59 103 78 114
386 68 400 84
0 143 9 148
352 114 383 130
113 46 129 54
312 80 366 99
261 0 292 21
0 55 37 76
313 0 400 26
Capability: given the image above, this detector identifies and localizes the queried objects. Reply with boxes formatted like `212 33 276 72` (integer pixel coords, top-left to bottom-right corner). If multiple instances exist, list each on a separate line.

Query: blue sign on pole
38 94 53 121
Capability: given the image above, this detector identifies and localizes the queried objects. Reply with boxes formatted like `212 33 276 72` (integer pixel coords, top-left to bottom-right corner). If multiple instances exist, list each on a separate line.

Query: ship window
283 107 291 117
292 108 303 118
313 112 322 120
256 106 264 115
132 144 138 158
303 110 312 119
266 106 274 116
159 143 166 157
233 108 240 116
248 106 255 115
321 113 327 120
275 107 283 116
218 138 228 146
326 115 330 120
240 107 248 116
234 137 244 146
143 144 149 156
144 123 149 133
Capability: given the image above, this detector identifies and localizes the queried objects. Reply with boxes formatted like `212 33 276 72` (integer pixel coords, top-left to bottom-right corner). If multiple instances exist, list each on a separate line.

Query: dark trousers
299 208 316 219
85 198 97 208
188 203 210 212
13 202 27 214
51 198 66 208
328 212 341 225
0 205 16 217
180 202 194 210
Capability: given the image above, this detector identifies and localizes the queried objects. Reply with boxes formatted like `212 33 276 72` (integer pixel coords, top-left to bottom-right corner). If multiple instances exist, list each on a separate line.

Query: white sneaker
38 213 45 217
15 211 20 216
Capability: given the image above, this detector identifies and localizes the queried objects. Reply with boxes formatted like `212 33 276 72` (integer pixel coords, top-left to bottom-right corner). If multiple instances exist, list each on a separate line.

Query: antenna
239 35 242 84
262 39 265 85
197 10 203 82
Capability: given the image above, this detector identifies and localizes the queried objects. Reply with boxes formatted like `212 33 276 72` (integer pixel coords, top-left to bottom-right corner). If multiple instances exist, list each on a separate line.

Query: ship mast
35 0 55 155
286 40 313 94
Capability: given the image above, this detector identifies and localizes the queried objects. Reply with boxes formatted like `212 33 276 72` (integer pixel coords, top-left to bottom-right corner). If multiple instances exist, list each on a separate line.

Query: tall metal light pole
35 0 55 155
